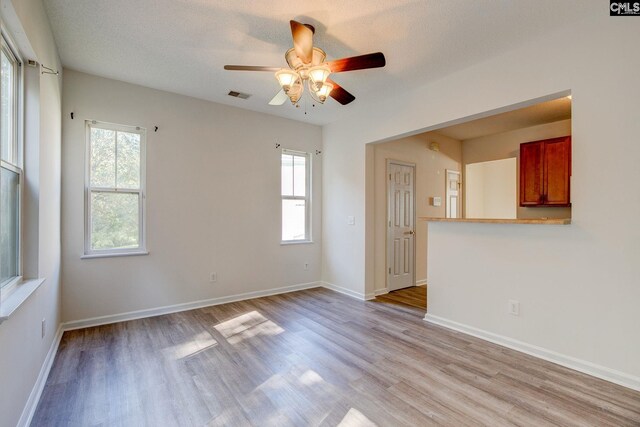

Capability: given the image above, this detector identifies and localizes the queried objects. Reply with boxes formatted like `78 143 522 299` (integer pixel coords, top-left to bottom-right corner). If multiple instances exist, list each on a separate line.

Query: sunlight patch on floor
337 408 378 427
162 331 218 360
215 311 284 344
298 369 324 386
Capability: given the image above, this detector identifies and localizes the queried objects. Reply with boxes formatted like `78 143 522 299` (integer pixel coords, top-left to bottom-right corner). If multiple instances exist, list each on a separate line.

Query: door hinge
389 174 392 180
389 220 391 227
388 267 391 274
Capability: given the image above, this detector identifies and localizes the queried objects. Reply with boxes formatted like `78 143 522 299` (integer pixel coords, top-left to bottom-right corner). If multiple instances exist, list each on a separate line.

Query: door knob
404 230 415 235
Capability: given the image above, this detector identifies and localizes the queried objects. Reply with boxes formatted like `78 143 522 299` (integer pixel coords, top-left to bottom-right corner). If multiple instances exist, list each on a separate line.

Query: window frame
281 149 311 244
0 30 23 293
84 120 147 258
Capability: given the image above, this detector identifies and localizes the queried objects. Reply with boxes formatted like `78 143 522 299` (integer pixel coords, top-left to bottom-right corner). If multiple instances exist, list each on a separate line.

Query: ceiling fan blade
290 20 313 64
269 89 288 106
224 65 280 72
327 78 355 105
326 52 386 73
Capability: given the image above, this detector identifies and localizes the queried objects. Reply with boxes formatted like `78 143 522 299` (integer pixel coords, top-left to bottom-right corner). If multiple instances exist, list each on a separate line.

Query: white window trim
0 161 22 285
0 28 24 297
83 120 147 258
281 149 312 244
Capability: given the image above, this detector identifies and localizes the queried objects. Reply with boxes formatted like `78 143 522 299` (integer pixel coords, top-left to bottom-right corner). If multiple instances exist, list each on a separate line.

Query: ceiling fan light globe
275 69 299 90
287 81 303 104
289 92 302 105
308 81 332 104
316 82 334 103
308 65 331 91
285 48 304 70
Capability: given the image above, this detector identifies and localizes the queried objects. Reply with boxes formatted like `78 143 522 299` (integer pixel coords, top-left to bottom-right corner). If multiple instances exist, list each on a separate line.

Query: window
281 150 310 243
85 121 146 256
0 35 21 288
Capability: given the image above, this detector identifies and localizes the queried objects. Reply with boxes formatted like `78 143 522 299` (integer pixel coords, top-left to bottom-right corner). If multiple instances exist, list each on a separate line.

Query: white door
446 170 461 219
387 161 415 291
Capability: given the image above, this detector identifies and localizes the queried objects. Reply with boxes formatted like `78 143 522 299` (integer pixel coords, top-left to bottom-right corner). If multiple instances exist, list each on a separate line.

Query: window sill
281 241 314 246
81 251 149 260
0 278 46 325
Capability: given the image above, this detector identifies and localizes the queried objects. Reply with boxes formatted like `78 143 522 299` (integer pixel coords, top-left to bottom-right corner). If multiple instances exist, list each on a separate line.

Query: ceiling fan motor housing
285 47 327 79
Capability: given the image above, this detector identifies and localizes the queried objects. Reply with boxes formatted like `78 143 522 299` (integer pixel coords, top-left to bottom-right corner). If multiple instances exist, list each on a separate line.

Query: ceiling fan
224 20 386 106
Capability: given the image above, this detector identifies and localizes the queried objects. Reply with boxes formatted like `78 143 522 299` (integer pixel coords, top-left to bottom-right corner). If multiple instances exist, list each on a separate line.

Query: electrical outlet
508 300 520 316
210 272 217 283
304 262 309 270
41 319 46 338
347 216 355 225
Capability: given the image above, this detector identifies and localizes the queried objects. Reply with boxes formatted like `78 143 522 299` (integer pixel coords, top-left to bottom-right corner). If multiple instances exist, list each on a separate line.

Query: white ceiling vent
228 91 251 99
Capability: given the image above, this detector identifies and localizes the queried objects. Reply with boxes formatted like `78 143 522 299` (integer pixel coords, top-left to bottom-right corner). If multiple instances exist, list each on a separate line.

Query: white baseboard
320 281 369 300
424 313 640 392
416 279 427 286
63 281 322 331
17 324 64 427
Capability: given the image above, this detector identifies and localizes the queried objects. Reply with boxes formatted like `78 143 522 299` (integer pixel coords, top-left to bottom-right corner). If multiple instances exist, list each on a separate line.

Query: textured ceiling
43 0 590 125
435 97 572 141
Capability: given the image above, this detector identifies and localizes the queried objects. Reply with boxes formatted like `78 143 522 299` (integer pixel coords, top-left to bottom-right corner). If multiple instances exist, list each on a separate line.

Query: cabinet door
520 141 544 206
544 136 571 206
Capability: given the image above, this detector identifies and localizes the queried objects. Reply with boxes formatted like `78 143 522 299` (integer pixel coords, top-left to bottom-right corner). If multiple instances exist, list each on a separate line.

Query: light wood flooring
375 285 427 310
32 287 640 426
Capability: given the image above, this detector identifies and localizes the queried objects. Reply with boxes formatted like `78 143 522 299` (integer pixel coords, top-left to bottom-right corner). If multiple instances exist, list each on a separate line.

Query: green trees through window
87 122 145 254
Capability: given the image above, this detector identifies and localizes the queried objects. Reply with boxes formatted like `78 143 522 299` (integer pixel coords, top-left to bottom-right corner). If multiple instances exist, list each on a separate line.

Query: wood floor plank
31 287 640 426
375 285 427 309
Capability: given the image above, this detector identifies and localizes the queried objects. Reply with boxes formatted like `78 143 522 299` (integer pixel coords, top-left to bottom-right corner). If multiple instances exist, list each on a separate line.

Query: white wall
465 158 517 219
0 0 62 425
322 9 640 384
372 132 461 293
61 70 322 322
462 119 572 219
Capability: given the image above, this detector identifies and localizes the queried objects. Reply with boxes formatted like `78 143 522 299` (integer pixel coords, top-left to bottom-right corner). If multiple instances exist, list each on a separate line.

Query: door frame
386 159 416 292
445 169 461 219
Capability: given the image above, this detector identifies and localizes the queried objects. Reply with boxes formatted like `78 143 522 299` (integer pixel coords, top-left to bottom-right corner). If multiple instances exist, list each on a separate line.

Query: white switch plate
508 300 520 316
431 197 442 207
347 216 355 225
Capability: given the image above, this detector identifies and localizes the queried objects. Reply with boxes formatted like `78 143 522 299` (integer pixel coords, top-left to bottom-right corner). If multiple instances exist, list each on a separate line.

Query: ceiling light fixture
225 20 387 107
276 44 333 105
308 65 331 91
310 81 334 104
275 69 300 93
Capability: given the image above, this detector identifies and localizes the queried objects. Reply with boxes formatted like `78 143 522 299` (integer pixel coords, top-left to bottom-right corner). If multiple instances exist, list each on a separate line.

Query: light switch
431 197 442 207
347 216 355 225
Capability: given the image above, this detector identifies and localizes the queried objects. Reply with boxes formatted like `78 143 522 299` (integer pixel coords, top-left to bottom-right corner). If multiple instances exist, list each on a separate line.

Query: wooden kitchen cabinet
520 136 571 207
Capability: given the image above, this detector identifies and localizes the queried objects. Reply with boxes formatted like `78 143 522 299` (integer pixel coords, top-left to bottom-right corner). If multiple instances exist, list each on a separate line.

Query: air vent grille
228 91 251 99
